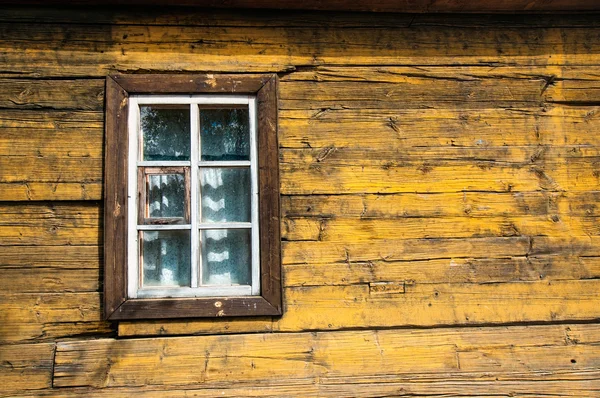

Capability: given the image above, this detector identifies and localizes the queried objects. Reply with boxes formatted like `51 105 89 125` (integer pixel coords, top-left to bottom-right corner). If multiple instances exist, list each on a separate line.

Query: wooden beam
1 0 600 13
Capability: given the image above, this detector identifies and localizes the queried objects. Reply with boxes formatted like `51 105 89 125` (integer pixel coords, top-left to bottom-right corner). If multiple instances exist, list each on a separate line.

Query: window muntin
127 95 260 299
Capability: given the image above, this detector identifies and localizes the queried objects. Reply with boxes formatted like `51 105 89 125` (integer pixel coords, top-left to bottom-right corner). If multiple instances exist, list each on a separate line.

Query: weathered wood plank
282 215 600 241
3 9 600 29
0 182 102 201
118 318 273 337
54 324 600 388
0 293 111 344
283 255 600 287
279 106 600 149
283 236 532 265
4 24 600 77
0 203 100 246
0 267 99 293
282 192 560 218
280 158 600 194
277 280 600 330
0 79 104 110
19 375 600 398
0 245 100 293
0 343 54 393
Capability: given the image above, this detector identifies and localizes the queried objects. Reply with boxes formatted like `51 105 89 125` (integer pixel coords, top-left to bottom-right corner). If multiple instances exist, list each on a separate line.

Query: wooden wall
1 7 599 396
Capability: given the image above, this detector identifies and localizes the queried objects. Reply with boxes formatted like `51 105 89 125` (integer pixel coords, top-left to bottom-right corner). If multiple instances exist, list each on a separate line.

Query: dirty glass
200 108 250 161
141 230 191 287
141 106 190 161
200 168 251 223
146 174 185 219
201 229 251 285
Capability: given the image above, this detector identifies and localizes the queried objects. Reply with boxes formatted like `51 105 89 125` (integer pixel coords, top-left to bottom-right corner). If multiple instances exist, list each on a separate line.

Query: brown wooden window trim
104 73 282 320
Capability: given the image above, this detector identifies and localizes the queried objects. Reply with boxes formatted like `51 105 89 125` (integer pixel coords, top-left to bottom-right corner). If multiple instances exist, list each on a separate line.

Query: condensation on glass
128 96 258 299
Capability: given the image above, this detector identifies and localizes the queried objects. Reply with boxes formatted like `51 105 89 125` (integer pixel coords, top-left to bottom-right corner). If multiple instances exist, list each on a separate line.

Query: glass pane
201 229 251 285
141 106 190 161
141 230 191 287
147 174 185 219
200 108 250 161
200 168 251 223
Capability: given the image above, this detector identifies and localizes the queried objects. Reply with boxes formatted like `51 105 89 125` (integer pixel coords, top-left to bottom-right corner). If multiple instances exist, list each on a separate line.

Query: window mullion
249 96 260 296
190 104 200 289
127 97 140 299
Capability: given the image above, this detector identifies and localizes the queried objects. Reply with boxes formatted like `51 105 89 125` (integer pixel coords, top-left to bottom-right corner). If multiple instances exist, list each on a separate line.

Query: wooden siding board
53 324 600 388
0 343 54 393
0 293 111 344
4 24 600 78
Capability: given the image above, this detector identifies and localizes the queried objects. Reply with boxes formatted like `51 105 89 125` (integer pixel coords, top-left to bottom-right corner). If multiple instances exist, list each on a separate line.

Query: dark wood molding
104 73 282 321
111 74 274 95
109 296 280 320
1 0 600 12
104 76 129 320
257 75 282 314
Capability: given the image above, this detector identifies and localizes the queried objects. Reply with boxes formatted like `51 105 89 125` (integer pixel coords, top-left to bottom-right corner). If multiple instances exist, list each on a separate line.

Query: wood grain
53 324 600 388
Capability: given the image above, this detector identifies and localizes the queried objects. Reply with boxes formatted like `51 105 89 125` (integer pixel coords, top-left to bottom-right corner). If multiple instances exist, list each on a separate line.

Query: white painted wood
136 285 252 298
137 224 192 231
197 222 252 229
127 98 140 299
190 104 200 288
137 161 191 167
249 96 260 296
197 161 251 167
133 95 250 105
128 94 260 299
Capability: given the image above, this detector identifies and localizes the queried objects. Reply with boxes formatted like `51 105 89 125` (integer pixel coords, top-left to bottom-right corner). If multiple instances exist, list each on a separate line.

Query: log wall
0 7 599 396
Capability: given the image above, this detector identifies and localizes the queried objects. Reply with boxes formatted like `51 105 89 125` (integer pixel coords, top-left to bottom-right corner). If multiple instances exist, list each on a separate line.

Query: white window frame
126 95 260 299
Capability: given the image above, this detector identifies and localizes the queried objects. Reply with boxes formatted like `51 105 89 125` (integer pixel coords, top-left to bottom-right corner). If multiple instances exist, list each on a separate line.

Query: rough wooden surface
51 324 600 394
1 7 600 397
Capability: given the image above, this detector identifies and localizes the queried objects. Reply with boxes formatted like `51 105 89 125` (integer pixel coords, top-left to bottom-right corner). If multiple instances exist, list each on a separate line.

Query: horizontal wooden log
4 24 600 77
280 80 546 107
282 215 600 241
283 254 600 287
4 0 600 13
283 236 531 265
280 158 600 194
53 324 600 389
277 280 600 330
118 318 273 337
0 7 417 28
21 374 600 397
0 343 54 393
0 245 100 293
0 203 100 246
0 267 98 293
279 106 600 149
0 182 102 201
4 9 600 29
0 292 111 344
282 192 562 218
0 79 104 110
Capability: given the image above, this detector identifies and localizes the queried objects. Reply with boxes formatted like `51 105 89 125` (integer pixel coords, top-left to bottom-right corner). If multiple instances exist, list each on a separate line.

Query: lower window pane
201 229 251 286
141 230 191 287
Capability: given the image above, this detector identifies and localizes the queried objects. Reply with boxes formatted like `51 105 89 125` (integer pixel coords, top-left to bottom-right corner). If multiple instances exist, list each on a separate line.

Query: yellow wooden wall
1 7 599 396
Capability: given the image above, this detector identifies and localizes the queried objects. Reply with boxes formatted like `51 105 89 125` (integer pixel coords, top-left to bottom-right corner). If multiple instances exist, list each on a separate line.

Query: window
104 74 281 320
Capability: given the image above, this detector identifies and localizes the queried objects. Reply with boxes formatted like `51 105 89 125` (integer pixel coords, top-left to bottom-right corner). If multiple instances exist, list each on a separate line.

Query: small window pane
201 229 251 286
200 168 251 223
200 108 250 161
141 230 191 287
147 174 185 219
141 106 190 161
